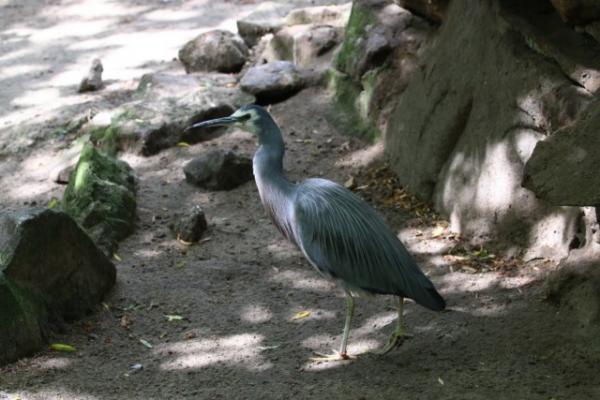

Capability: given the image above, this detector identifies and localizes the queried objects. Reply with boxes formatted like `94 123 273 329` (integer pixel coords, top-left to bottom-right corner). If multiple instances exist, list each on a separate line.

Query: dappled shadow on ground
2 88 600 400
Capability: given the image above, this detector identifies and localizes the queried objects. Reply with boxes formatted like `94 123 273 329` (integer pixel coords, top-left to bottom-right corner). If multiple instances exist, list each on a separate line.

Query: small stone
240 61 305 104
54 164 75 185
170 206 208 243
178 30 249 73
183 149 253 190
78 58 103 93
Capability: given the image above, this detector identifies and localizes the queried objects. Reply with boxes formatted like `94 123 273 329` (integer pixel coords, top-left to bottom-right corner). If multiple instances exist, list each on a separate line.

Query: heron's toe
309 350 354 362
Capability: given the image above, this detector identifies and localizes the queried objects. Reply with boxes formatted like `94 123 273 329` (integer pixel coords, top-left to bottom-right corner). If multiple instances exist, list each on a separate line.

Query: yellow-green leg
373 296 412 355
311 290 355 361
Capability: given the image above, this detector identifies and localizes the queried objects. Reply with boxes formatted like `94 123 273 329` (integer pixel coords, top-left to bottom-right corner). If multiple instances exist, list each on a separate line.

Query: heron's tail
416 286 446 311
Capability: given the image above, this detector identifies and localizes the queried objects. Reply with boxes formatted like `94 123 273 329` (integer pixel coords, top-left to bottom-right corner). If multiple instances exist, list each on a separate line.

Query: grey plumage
188 104 445 358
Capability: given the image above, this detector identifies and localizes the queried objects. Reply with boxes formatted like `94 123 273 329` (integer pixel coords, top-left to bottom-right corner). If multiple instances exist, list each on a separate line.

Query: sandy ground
1 1 600 399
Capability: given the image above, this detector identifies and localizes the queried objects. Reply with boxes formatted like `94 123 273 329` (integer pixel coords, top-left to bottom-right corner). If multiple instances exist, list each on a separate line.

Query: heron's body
189 104 445 359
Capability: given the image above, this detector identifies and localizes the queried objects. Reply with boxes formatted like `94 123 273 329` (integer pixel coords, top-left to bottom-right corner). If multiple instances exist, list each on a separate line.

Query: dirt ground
1 1 600 399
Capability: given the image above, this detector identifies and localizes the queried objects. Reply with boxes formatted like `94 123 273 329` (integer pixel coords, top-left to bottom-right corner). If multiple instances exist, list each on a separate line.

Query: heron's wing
292 178 444 311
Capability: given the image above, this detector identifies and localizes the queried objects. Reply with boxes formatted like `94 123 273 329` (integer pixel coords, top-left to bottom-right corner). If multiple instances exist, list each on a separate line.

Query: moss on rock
0 275 46 365
63 144 136 254
327 68 380 141
333 1 374 76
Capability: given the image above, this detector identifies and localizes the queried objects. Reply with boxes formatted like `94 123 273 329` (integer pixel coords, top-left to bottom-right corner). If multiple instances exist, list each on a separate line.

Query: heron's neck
253 126 295 199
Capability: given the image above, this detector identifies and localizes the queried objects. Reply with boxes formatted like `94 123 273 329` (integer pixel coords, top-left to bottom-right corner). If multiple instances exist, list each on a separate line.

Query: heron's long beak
185 115 239 131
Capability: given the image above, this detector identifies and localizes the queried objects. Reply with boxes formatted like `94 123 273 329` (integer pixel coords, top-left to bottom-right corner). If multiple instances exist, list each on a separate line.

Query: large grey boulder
184 149 253 190
240 61 305 104
86 73 254 156
178 30 249 73
381 0 596 259
263 24 342 68
0 209 116 319
524 96 600 206
0 208 116 365
285 3 352 26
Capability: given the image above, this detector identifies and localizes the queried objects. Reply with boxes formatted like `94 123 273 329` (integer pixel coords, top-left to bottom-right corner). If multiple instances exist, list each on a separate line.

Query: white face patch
231 108 260 134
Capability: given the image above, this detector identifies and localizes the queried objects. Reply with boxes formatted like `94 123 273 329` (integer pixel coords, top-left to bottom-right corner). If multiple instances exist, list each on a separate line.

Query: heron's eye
238 113 251 122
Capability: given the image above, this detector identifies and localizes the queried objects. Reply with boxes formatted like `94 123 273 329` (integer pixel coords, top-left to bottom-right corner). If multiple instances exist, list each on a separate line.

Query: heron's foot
310 350 354 362
372 330 413 356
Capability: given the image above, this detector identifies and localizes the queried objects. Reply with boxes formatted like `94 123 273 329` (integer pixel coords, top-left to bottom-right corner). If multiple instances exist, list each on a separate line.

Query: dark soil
1 1 600 399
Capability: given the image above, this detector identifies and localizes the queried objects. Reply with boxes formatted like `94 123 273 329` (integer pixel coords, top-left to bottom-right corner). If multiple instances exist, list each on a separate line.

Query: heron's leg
373 296 412 355
338 291 355 357
311 290 355 361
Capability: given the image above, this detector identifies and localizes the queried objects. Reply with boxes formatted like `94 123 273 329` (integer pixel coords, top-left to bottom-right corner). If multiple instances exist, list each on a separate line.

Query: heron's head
187 104 270 136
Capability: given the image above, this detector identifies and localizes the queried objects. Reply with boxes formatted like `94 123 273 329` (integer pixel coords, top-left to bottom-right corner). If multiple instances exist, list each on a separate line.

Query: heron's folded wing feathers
292 178 444 311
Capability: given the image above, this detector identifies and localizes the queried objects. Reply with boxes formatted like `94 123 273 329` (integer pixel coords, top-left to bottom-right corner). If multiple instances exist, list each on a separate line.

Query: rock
550 0 600 25
237 19 283 48
85 72 254 156
54 163 75 185
268 24 342 67
285 3 352 27
62 144 136 255
240 61 305 104
380 0 592 260
78 58 103 93
585 21 600 44
178 30 249 73
183 149 253 190
0 208 116 320
329 0 430 139
170 206 208 242
523 96 600 206
398 0 448 23
545 253 600 328
0 275 46 366
501 1 600 94
0 208 115 365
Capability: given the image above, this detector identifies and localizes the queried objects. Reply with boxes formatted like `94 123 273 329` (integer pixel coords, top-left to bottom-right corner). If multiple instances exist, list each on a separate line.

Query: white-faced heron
188 105 445 360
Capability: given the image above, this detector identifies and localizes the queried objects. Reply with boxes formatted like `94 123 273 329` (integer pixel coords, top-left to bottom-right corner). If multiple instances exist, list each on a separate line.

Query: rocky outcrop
178 30 249 73
0 208 116 365
62 144 136 255
334 0 600 260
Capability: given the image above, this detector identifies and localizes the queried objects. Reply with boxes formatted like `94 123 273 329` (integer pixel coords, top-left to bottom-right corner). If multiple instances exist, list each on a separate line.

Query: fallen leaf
292 310 311 320
177 142 190 147
139 339 153 349
461 266 477 274
101 302 111 311
438 377 444 385
344 176 355 189
120 314 132 329
50 343 76 352
113 253 122 262
165 314 184 322
431 225 445 238
176 235 193 246
47 198 60 209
